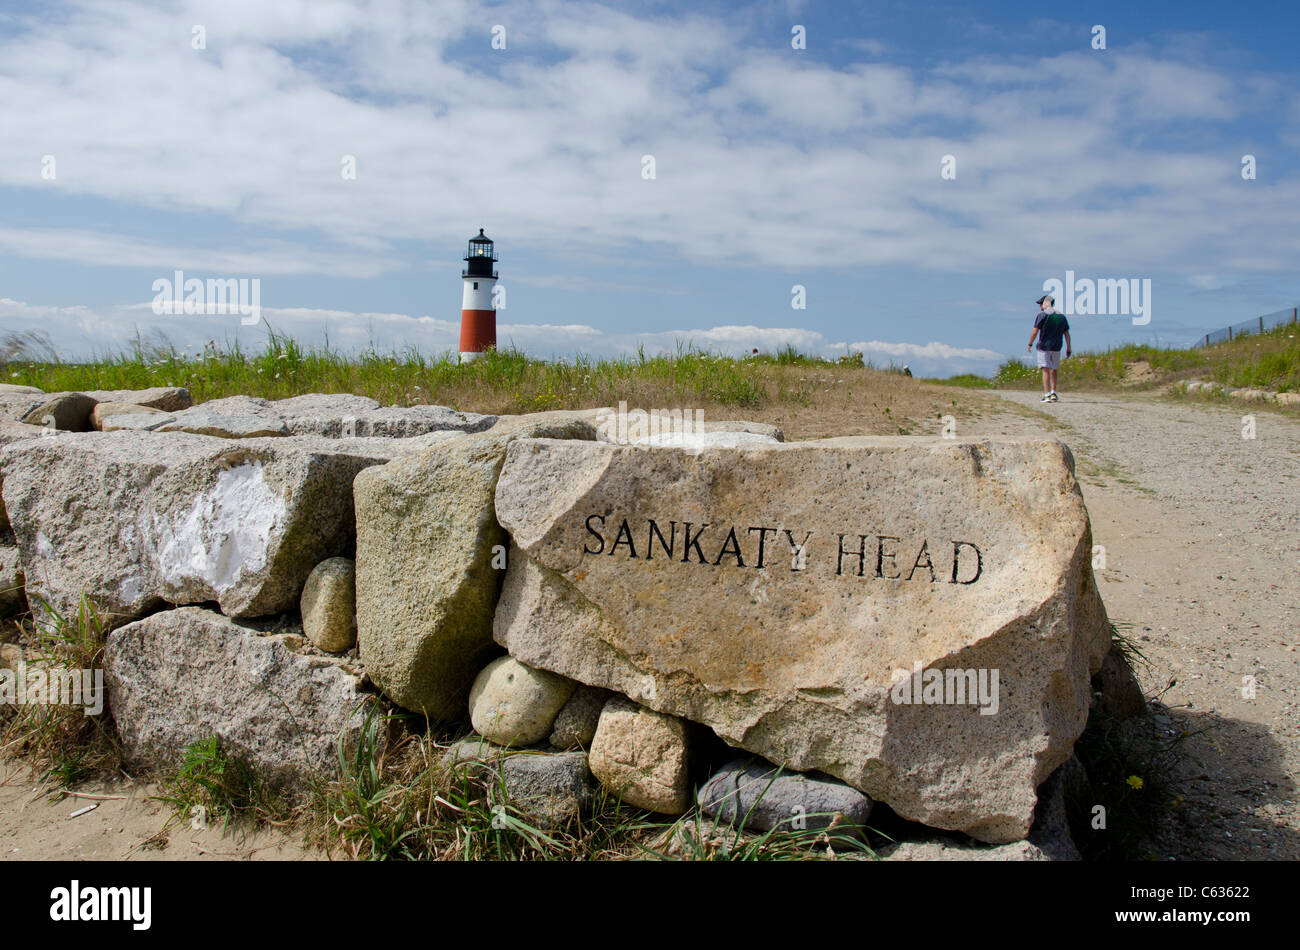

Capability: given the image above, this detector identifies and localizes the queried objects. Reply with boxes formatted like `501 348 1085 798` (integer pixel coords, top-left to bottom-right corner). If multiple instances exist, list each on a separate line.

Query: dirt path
965 389 1300 859
0 758 318 860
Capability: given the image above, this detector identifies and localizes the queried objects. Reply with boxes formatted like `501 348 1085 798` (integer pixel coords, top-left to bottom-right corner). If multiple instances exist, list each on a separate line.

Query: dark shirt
1033 311 1069 351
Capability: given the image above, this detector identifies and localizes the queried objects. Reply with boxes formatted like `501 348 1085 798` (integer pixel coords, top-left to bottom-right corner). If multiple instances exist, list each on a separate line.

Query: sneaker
1049 392 1060 402
1041 394 1051 402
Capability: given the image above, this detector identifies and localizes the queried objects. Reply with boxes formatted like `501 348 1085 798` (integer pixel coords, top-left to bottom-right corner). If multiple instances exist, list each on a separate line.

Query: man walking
1027 294 1071 402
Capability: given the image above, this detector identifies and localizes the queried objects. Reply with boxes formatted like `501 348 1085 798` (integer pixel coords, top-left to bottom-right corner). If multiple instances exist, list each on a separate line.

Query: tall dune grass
2 329 909 417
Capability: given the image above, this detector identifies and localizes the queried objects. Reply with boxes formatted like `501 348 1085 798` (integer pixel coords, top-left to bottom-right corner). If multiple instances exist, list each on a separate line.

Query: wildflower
1127 775 1144 790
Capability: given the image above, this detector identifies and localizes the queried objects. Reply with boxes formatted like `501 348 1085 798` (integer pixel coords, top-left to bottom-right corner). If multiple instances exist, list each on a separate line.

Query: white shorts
1036 349 1061 370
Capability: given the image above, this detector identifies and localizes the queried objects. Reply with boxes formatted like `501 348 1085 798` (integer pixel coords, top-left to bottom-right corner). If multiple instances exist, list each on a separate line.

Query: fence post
1228 326 1232 341
1260 316 1265 334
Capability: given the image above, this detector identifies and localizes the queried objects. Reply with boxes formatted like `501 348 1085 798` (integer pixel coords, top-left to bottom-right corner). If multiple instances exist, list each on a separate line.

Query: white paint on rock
153 462 286 594
117 572 143 607
3 429 390 628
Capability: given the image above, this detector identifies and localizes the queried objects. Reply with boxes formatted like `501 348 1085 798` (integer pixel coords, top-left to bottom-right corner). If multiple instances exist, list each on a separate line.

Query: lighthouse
459 228 498 361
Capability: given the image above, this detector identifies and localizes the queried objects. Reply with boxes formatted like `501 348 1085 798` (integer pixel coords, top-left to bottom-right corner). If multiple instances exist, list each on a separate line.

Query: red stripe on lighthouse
459 309 496 353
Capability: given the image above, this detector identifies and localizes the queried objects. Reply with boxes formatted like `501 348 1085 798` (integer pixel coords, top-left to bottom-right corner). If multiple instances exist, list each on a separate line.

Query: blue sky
2 0 1298 376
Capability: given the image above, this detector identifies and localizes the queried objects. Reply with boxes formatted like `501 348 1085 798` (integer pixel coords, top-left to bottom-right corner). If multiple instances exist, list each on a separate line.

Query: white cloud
0 228 397 278
846 340 1003 361
0 0 1295 282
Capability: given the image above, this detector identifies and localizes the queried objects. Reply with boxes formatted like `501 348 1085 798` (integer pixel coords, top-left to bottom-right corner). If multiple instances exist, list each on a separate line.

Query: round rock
300 557 358 653
468 656 577 747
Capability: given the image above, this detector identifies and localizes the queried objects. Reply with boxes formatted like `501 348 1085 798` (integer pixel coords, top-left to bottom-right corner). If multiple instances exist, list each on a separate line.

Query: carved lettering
951 541 983 584
583 514 606 555
646 519 676 560
713 527 745 567
876 536 901 579
747 526 776 568
681 522 711 564
582 514 986 586
907 540 936 582
837 534 868 577
609 519 637 558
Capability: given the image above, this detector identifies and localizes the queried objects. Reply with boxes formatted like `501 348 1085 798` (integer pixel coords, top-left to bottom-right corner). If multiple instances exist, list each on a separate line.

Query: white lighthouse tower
459 228 497 361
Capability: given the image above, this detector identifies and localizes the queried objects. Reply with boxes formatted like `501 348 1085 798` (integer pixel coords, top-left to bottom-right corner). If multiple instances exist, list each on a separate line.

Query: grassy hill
1 331 985 440
943 320 1299 396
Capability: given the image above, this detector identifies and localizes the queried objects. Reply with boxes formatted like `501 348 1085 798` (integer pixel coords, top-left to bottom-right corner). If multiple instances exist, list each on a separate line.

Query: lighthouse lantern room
459 228 498 361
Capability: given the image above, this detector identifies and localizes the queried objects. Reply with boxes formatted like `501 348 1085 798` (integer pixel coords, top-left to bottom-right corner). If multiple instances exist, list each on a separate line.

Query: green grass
940 362 1041 389
307 709 879 861
8 319 1297 411
1 327 926 424
4 329 834 413
942 373 997 389
0 595 121 788
322 705 422 860
940 321 1300 395
153 734 293 834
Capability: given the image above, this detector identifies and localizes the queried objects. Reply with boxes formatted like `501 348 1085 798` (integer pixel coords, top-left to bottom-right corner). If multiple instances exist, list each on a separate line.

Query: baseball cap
1035 294 1053 304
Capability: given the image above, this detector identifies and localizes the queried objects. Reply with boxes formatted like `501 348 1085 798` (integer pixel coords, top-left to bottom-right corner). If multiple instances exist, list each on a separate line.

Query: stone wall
0 385 1138 853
